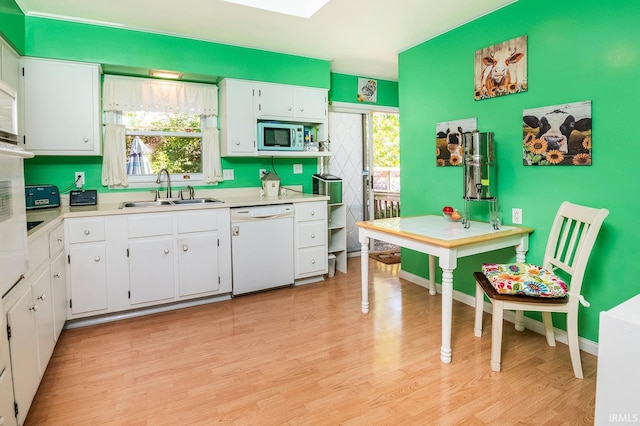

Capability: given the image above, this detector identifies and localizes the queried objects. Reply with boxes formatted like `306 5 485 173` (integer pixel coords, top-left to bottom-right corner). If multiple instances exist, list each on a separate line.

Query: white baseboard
398 269 599 357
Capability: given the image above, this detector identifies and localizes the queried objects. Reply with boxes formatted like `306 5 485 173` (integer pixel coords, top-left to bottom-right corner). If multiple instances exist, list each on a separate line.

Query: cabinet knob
84 229 90 235
311 234 316 239
83 137 89 143
311 259 316 264
182 245 189 252
38 294 46 301
30 304 38 312
94 256 101 262
310 211 315 216
235 141 240 146
288 106 292 111
300 107 304 112
57 237 63 242
164 249 170 254
53 272 61 278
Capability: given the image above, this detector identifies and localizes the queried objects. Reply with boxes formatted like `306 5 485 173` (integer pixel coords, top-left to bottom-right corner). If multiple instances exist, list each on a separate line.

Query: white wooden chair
473 201 609 378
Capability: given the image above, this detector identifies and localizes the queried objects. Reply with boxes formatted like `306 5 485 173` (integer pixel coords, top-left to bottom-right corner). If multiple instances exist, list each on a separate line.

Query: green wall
0 0 24 52
399 0 639 342
10 14 398 194
329 73 398 107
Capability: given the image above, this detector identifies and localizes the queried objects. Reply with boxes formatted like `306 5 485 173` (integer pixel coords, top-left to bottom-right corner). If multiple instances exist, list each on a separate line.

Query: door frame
329 102 399 222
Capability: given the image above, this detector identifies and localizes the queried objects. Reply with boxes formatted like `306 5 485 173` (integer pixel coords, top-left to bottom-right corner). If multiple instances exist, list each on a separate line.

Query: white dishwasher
231 204 294 295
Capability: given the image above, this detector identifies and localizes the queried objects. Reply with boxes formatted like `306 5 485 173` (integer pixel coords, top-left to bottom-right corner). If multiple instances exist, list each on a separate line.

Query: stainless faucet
156 168 172 199
180 185 195 200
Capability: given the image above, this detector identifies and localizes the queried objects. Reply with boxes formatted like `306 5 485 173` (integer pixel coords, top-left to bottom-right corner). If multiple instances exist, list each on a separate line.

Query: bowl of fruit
442 206 463 222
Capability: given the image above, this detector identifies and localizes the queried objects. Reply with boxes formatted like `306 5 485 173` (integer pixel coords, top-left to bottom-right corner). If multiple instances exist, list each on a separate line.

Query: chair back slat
543 202 609 298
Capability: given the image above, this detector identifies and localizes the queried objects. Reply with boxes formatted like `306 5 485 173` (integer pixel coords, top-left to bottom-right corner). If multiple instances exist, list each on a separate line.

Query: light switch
223 169 235 180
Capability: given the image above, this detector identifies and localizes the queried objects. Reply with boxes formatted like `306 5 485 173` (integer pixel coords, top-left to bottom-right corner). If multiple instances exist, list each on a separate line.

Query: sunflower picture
522 100 592 166
436 117 477 167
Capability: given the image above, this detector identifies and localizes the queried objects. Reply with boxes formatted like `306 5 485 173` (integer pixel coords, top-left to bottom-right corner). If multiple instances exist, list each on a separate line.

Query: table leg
440 267 454 363
360 239 370 313
428 255 436 295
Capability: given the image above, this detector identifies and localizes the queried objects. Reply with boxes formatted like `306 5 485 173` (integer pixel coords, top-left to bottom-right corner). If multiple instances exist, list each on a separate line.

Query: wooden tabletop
356 215 533 249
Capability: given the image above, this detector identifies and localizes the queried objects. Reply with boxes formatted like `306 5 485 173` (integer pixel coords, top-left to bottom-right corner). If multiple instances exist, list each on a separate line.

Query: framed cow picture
522 100 592 166
436 118 477 167
474 35 527 100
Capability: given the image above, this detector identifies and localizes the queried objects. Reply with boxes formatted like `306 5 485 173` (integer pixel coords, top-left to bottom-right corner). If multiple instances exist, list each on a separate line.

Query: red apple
443 206 454 215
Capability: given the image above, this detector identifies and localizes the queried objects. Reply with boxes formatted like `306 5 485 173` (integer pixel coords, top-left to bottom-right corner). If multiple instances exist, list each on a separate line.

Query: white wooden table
357 215 533 364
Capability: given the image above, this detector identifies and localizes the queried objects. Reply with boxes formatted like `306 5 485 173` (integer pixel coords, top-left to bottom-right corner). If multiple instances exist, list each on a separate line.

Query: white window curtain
101 75 221 187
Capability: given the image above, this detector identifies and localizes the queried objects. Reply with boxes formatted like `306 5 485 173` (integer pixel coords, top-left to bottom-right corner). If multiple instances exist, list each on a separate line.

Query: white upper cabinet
293 87 327 122
255 83 295 119
219 79 256 156
21 58 101 155
220 78 329 157
256 83 327 122
0 37 20 90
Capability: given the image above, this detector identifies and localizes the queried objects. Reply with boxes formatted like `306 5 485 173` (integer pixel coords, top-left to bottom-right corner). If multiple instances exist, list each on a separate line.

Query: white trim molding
398 269 599 357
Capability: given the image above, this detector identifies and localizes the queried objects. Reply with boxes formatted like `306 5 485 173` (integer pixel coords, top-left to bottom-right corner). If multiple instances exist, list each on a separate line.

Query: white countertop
27 186 329 241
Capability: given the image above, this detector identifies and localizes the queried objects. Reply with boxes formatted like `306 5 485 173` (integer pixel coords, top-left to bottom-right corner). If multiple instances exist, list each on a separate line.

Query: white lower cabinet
66 209 232 318
127 213 175 305
128 237 175 305
177 209 231 297
5 221 66 425
6 287 40 426
66 218 108 316
294 201 328 280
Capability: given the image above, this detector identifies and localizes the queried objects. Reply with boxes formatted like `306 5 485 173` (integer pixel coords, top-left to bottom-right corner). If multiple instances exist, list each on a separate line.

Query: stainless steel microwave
257 122 305 151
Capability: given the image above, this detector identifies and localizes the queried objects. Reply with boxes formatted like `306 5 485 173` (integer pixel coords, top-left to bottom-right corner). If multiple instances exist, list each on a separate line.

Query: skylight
223 0 330 18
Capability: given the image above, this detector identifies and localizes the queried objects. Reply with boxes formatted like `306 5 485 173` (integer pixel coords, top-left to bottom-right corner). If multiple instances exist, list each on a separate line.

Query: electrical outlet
223 169 235 180
512 208 522 224
75 171 85 188
293 164 303 174
259 169 267 179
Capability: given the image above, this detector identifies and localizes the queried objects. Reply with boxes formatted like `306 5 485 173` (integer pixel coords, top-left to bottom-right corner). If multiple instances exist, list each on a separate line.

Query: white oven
0 141 34 297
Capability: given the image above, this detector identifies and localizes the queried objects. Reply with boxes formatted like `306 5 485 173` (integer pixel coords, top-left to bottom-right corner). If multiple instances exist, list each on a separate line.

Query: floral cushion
481 263 568 298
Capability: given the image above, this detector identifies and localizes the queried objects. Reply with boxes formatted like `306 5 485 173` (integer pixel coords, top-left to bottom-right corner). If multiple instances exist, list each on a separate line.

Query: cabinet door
294 87 327 122
32 267 55 374
220 79 256 155
178 233 220 297
51 250 67 340
0 39 20 90
7 289 40 426
128 238 175 305
255 83 294 119
0 363 18 426
68 243 108 315
22 58 100 155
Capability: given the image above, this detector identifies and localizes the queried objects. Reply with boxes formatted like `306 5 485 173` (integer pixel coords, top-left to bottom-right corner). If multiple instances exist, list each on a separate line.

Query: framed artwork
474 35 527 100
522 100 592 166
357 78 377 103
436 118 477 167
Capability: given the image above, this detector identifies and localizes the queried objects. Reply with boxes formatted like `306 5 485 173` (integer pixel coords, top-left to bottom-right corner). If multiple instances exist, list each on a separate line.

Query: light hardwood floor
26 257 597 425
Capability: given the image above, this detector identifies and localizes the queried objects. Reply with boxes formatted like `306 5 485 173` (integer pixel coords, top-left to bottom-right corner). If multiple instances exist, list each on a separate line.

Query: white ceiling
14 0 516 81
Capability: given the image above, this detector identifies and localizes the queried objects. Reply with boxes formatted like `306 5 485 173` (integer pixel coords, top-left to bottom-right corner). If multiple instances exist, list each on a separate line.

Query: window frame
123 114 206 188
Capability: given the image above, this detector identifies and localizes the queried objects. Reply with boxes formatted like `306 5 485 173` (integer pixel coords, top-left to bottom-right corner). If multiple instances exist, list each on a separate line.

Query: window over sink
123 111 204 185
102 75 221 188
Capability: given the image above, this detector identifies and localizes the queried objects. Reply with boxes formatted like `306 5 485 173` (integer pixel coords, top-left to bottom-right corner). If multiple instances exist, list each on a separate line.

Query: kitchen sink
119 198 224 208
172 198 223 205
120 200 174 208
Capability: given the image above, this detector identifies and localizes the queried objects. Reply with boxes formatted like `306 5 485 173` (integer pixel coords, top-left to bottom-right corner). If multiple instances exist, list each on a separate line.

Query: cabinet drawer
49 223 65 257
296 247 328 275
297 222 326 248
67 218 106 243
295 202 326 222
128 214 173 238
177 210 219 234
